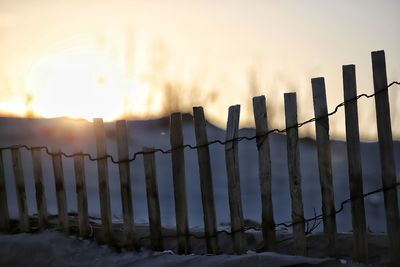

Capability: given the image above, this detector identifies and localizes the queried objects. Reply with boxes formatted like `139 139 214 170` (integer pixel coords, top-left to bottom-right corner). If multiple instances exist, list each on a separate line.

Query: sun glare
25 40 153 121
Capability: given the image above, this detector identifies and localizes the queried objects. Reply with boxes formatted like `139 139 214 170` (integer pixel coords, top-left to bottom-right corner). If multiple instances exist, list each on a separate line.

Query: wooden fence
0 50 399 264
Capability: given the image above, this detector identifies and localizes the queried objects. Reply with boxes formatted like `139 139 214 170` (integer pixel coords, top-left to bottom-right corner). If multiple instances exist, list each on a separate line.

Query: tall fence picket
11 148 29 232
0 150 10 232
74 153 89 237
342 64 368 263
193 107 218 254
252 96 277 251
371 50 400 264
94 118 113 243
116 120 135 247
31 148 48 229
311 77 337 255
143 147 163 251
170 112 190 254
225 105 245 254
51 149 68 232
284 93 306 256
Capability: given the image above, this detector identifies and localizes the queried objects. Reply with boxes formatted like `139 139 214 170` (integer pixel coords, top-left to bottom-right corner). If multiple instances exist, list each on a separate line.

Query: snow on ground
0 230 366 267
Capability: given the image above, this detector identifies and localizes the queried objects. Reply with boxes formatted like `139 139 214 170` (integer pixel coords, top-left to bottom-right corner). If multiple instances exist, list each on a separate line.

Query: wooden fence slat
170 112 190 254
11 148 29 232
371 50 400 264
116 120 136 247
51 149 68 232
225 105 245 254
31 148 48 229
342 65 368 263
193 107 218 254
0 150 10 232
143 147 163 251
311 77 337 255
93 118 113 243
73 153 89 237
284 93 307 256
252 96 277 251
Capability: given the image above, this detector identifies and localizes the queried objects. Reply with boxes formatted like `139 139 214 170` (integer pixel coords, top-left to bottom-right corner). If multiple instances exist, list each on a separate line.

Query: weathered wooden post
93 118 113 243
0 150 10 232
252 96 277 251
193 107 218 254
11 147 29 232
31 148 48 229
74 153 89 237
143 147 163 251
371 50 400 265
311 77 337 255
116 120 136 247
284 93 307 256
225 105 245 254
51 149 68 232
170 113 190 254
342 64 368 263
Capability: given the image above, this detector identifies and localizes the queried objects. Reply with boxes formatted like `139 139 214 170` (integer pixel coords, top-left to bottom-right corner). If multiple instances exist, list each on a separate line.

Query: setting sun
25 39 154 121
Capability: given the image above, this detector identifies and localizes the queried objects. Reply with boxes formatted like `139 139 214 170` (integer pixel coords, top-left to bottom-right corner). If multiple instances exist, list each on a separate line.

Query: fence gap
11 148 29 232
73 153 89 237
116 120 136 247
170 112 191 254
51 149 68 233
225 105 245 254
371 50 400 264
284 93 307 256
193 106 218 254
252 96 277 251
342 64 368 263
93 118 113 243
0 150 10 232
311 77 337 255
143 147 163 251
31 148 48 229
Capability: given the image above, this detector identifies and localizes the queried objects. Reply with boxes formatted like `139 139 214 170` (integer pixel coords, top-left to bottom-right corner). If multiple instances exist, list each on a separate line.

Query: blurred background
0 0 399 139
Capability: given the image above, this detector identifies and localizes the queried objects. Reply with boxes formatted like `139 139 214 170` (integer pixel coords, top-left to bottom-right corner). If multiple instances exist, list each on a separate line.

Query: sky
0 0 399 139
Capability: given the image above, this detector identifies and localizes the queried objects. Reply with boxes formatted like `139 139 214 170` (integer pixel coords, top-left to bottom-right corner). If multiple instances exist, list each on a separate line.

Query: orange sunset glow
25 40 154 121
0 0 399 139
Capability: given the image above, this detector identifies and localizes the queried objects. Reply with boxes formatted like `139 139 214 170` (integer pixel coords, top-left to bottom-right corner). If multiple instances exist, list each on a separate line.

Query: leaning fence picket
252 96 277 251
51 149 68 233
0 150 10 232
225 105 245 254
170 113 191 254
116 120 136 247
193 107 218 254
11 148 29 232
311 77 337 255
31 148 48 229
94 118 113 243
284 93 307 256
371 50 400 264
342 64 368 263
143 147 163 251
74 153 89 237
